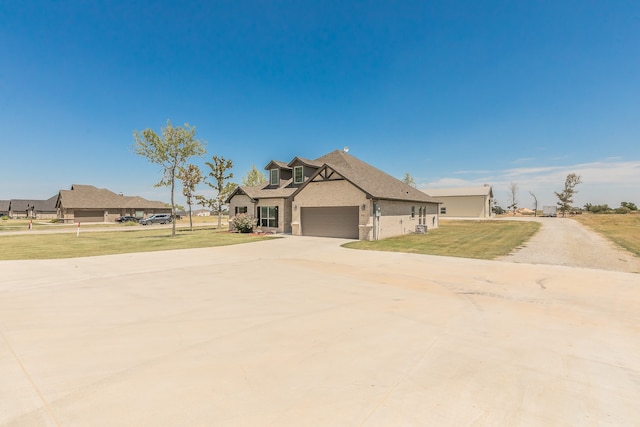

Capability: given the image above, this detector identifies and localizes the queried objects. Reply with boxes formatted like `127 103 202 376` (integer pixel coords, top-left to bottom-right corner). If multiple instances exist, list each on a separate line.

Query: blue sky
1 0 639 209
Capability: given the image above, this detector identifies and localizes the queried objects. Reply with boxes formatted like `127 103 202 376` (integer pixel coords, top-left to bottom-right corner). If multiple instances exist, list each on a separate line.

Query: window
440 207 447 215
294 166 303 184
418 207 423 225
259 206 278 228
411 206 416 219
270 169 279 186
235 206 247 215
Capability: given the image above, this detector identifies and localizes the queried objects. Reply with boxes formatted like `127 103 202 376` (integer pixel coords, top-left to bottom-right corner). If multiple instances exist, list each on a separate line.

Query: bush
230 213 255 233
1 215 8 221
615 206 631 214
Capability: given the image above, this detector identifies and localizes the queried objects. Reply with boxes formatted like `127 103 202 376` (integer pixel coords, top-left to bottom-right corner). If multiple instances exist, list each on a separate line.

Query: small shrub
49 218 60 223
1 215 8 221
615 206 631 214
230 213 255 233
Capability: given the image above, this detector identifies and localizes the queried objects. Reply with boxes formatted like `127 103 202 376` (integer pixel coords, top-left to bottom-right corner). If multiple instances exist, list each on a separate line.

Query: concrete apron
1 236 638 426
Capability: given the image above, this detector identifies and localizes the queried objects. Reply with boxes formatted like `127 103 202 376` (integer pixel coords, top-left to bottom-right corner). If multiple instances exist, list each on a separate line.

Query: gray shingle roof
0 200 11 211
9 195 58 212
312 150 440 203
264 160 291 170
56 184 166 209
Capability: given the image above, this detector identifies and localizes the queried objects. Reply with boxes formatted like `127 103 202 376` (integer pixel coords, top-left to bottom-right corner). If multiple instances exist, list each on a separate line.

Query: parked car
139 214 172 225
115 216 139 223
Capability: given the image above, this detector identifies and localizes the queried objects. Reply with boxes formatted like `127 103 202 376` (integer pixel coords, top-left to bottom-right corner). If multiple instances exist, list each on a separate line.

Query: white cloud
421 159 640 208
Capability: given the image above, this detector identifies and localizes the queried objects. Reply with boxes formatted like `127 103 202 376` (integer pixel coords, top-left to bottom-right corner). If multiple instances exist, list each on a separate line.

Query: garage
74 210 105 222
301 206 359 239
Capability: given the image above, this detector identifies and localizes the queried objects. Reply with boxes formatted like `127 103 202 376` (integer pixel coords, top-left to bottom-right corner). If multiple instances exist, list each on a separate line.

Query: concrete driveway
1 236 639 426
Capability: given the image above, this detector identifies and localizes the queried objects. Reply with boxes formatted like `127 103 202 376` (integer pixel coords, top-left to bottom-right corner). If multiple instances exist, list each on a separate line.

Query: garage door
301 206 359 239
74 210 104 222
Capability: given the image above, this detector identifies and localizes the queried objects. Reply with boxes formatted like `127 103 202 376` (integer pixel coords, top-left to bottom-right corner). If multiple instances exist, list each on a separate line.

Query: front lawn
343 220 541 260
0 227 271 260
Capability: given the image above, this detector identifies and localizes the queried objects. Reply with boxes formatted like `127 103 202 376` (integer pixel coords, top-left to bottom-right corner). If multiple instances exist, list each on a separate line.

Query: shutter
274 206 279 227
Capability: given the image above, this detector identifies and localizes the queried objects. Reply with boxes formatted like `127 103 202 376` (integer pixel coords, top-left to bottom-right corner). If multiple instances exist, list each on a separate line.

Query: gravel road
497 216 640 273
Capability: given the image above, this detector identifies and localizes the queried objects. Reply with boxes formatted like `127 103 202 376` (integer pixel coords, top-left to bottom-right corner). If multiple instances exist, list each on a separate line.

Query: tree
529 191 538 217
555 173 582 217
402 172 417 188
507 182 519 213
134 119 206 237
198 155 237 229
621 201 637 211
177 164 203 231
242 164 268 187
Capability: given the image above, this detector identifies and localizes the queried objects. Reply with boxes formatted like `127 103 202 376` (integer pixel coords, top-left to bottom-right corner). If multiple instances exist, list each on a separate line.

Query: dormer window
294 166 303 184
270 169 279 186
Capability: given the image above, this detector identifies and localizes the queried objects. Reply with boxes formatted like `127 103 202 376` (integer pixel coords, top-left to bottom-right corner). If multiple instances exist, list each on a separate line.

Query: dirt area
497 216 640 273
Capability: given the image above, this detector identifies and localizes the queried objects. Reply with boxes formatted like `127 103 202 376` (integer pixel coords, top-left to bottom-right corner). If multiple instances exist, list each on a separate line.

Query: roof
229 150 440 205
425 186 493 198
226 180 297 202
0 200 11 211
310 150 440 203
9 195 57 212
56 184 166 209
264 160 291 170
287 156 323 168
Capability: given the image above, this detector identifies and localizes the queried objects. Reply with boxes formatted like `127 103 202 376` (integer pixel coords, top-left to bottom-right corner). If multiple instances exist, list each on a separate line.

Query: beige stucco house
424 185 494 218
56 184 169 223
227 150 441 240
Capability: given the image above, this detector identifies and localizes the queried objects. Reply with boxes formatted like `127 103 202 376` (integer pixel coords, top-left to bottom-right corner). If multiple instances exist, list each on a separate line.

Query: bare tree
507 182 519 213
529 191 538 217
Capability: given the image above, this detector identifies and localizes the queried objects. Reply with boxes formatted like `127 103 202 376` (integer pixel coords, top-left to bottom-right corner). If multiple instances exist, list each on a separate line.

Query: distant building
56 184 169 223
424 186 494 218
5 196 57 219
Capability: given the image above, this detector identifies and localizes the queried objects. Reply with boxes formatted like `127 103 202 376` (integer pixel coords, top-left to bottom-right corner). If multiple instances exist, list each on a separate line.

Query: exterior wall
228 194 256 231
438 195 492 218
291 180 370 238
255 198 290 234
374 200 439 240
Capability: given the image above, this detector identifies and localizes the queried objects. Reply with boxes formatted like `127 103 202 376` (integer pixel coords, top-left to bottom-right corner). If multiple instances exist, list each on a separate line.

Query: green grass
0 227 272 260
573 213 640 256
343 220 541 260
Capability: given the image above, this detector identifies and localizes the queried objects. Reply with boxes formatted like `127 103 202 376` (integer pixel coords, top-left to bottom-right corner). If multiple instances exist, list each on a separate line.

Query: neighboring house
227 150 441 240
424 185 494 218
194 209 211 217
7 196 58 219
56 184 169 223
0 200 9 217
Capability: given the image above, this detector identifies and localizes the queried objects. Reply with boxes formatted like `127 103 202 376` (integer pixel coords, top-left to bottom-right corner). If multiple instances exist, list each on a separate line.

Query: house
0 200 9 217
194 209 211 217
227 150 441 240
56 184 169 223
6 196 58 219
424 185 494 218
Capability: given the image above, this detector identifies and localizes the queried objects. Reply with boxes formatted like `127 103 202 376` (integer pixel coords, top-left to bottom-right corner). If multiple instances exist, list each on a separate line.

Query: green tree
555 173 582 217
242 164 268 187
621 201 637 211
134 119 206 237
177 164 203 231
402 172 416 188
198 155 237 229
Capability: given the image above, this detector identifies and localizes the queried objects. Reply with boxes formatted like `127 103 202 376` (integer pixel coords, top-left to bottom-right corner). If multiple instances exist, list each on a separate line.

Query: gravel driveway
497 217 640 273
